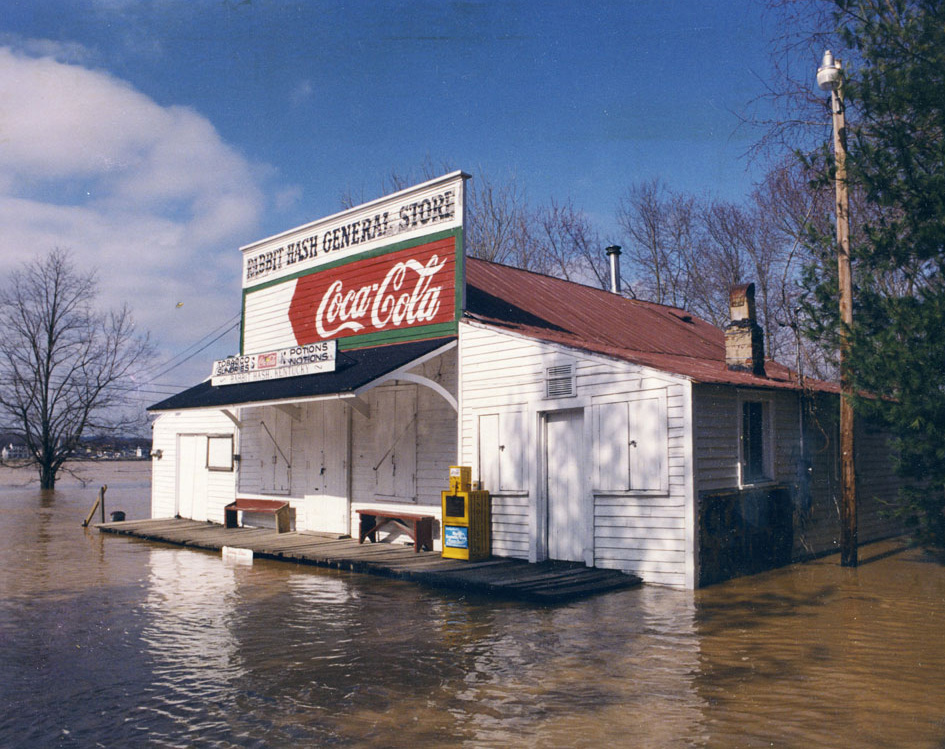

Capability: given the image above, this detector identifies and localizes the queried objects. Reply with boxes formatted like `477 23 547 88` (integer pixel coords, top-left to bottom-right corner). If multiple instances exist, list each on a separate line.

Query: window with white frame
739 396 773 485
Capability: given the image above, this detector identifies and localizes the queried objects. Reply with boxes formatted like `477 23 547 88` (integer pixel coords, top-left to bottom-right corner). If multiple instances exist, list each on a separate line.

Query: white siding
242 281 296 353
459 322 693 588
415 352 459 506
692 385 741 493
693 385 904 562
150 409 238 523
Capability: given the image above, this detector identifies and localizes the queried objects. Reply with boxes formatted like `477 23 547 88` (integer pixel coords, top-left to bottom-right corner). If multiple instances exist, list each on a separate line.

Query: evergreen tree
814 1 945 544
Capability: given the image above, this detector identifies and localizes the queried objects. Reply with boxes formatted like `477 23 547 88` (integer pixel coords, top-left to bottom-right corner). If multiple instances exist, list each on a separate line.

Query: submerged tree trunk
40 463 57 490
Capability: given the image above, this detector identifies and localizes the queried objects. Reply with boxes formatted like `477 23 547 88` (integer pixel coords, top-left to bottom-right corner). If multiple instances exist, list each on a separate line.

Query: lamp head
817 50 842 92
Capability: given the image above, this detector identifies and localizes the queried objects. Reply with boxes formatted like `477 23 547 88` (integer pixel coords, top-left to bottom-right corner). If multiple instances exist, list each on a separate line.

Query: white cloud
274 184 303 212
0 46 265 392
0 35 95 65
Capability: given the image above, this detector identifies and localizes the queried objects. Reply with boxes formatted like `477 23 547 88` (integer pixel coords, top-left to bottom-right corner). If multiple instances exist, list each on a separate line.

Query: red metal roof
465 258 836 392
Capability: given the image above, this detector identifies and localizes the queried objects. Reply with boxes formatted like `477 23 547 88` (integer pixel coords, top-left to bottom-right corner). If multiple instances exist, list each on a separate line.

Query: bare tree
616 179 703 308
531 198 606 285
748 159 838 377
744 0 843 161
465 172 535 267
352 166 607 283
615 167 840 373
0 249 155 488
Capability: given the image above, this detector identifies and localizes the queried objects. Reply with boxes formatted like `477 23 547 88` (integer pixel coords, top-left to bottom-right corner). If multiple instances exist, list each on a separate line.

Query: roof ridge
465 256 703 318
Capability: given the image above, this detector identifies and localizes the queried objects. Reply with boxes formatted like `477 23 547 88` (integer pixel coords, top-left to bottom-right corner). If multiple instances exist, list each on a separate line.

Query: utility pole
818 50 857 567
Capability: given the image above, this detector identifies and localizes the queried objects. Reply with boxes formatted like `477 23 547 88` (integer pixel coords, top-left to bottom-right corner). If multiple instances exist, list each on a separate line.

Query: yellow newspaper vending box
441 466 491 561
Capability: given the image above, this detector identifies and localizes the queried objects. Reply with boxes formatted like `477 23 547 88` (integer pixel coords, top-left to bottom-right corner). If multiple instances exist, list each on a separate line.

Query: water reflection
430 590 707 748
134 548 246 744
693 543 945 747
2 464 945 748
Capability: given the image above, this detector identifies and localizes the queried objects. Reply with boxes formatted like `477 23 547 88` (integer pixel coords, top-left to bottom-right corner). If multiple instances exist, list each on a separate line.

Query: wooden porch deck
96 517 641 604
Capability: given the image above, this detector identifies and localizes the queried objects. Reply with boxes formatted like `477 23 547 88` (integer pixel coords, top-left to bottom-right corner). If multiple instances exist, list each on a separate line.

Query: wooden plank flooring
97 517 641 603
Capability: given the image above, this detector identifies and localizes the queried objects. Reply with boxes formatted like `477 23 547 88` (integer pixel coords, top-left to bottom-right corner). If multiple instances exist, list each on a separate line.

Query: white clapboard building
149 172 902 588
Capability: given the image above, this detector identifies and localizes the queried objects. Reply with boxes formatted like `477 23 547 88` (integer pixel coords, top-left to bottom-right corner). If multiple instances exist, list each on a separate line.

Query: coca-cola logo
288 238 456 345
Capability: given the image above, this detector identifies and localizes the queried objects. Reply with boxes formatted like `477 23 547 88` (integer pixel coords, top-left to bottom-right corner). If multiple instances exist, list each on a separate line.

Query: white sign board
211 340 337 386
240 171 467 288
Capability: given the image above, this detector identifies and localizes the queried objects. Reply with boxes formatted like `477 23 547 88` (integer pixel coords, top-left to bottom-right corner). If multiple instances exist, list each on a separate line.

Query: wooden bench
225 498 291 533
357 509 434 553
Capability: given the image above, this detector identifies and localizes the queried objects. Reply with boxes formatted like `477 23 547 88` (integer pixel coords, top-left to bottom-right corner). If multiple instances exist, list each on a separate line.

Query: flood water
1 462 944 748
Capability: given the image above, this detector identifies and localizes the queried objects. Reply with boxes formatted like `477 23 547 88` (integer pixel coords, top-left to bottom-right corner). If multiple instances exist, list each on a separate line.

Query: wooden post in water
82 485 108 527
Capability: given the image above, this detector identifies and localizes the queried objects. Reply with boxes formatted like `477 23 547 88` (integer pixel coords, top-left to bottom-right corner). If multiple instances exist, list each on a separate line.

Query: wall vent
545 363 576 398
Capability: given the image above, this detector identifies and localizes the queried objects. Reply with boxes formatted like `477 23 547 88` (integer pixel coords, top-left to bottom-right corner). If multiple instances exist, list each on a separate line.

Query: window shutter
478 414 500 492
499 411 525 491
596 402 630 491
594 394 668 493
478 412 526 493
629 396 665 491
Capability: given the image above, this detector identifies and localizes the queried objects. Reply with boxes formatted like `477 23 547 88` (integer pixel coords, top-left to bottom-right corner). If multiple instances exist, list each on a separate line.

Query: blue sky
0 0 788 412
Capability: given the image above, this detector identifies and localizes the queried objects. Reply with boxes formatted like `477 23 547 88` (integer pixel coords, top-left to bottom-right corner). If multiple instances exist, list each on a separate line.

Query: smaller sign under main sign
211 341 337 386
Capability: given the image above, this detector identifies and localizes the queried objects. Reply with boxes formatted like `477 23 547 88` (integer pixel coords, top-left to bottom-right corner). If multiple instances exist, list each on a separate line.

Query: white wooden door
260 408 291 494
545 409 585 562
177 435 208 521
373 387 417 501
296 402 349 533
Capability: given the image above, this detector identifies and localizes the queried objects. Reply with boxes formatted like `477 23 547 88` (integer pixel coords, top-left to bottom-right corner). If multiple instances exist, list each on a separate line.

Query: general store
149 172 901 588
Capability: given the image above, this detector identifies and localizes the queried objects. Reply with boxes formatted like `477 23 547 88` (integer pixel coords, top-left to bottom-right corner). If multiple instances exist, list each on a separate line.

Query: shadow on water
2 463 945 748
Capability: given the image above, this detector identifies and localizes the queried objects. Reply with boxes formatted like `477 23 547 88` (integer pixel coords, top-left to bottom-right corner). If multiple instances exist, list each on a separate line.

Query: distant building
148 173 902 589
2 443 30 461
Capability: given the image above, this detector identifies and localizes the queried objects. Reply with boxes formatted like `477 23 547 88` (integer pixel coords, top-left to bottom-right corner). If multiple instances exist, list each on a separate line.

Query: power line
141 316 241 385
139 311 241 381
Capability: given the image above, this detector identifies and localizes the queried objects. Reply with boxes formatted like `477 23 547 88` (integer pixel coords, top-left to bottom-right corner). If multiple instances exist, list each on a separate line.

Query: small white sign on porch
211 340 337 386
221 546 253 564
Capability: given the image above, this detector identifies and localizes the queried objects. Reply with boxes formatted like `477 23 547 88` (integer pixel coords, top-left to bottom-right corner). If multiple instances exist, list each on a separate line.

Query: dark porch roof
148 337 454 412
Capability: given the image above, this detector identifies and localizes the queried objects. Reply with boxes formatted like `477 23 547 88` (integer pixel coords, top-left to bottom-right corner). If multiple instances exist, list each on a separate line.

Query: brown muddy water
1 462 943 748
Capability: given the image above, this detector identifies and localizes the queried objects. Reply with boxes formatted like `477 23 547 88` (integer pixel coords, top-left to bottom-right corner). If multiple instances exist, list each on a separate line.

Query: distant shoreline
0 459 151 488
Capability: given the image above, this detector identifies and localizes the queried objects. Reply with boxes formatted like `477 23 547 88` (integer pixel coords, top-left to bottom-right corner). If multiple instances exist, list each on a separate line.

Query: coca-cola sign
288 237 457 345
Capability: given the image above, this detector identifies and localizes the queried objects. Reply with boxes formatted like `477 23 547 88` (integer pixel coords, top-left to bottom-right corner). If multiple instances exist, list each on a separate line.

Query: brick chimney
725 283 765 376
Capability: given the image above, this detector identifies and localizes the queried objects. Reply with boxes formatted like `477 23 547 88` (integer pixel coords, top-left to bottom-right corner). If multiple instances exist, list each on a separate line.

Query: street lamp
818 49 857 567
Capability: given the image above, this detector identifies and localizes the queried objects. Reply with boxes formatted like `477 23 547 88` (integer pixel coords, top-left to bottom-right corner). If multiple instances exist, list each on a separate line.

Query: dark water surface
1 463 944 748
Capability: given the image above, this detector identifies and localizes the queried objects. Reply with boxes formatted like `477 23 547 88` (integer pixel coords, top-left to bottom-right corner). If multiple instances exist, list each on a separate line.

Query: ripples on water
1 463 943 748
